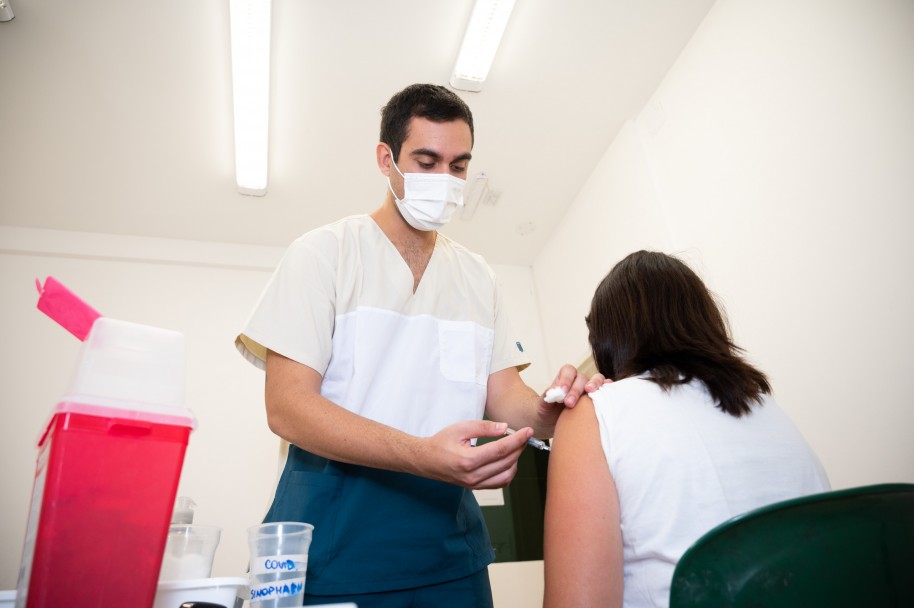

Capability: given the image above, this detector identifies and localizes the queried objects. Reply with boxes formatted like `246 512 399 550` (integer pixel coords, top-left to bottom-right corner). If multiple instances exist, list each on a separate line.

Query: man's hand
545 364 610 408
416 419 532 490
485 365 612 444
534 364 611 431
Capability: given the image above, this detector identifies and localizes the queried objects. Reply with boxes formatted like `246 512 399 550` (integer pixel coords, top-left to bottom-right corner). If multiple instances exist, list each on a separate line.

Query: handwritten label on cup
250 577 305 601
251 554 307 575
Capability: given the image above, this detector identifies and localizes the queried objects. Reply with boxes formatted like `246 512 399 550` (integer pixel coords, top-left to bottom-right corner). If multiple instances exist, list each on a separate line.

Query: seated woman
543 251 829 608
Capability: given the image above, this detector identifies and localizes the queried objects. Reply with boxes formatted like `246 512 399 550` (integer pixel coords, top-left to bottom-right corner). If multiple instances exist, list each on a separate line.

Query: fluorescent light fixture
460 173 500 220
461 173 489 220
229 0 272 196
0 0 14 22
450 0 516 92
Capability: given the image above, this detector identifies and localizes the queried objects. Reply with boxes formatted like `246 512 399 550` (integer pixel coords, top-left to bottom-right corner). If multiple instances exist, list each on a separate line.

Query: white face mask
387 149 466 231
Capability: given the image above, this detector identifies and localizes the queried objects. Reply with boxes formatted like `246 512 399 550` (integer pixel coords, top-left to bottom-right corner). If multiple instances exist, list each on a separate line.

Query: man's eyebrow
410 148 442 160
411 148 473 163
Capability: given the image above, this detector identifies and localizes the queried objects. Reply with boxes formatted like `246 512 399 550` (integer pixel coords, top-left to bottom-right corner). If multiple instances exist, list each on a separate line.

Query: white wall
534 119 675 370
533 0 914 490
0 226 552 599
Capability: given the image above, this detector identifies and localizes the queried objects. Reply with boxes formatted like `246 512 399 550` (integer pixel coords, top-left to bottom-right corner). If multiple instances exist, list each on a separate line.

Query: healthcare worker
236 83 600 607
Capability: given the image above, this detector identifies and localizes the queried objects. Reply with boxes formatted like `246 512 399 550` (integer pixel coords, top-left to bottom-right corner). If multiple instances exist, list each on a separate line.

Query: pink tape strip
36 277 102 341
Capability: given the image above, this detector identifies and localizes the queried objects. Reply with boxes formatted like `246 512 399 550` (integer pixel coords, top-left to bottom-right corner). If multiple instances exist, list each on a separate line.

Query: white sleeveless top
591 376 830 608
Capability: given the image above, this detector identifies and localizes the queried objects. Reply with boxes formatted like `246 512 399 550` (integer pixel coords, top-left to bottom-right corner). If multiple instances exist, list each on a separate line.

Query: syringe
505 428 551 451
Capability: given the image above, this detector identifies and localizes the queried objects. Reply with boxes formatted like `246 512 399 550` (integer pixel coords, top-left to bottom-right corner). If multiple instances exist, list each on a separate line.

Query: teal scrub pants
302 568 494 608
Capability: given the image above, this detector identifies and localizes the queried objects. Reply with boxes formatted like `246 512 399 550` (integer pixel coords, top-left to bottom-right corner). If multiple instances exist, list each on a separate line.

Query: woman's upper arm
543 394 623 608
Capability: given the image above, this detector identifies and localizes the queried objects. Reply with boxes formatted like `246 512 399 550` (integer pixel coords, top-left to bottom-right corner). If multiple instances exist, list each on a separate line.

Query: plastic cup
159 524 222 580
248 522 314 607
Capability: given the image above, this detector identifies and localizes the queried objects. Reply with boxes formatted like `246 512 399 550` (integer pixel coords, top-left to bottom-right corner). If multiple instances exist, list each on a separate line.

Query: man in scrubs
236 83 599 607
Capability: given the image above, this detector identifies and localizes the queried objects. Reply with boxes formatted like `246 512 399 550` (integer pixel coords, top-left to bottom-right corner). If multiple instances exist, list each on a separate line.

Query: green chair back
669 483 914 608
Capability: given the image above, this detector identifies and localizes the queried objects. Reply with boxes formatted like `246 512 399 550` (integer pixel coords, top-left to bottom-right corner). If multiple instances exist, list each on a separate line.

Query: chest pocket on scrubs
438 321 491 385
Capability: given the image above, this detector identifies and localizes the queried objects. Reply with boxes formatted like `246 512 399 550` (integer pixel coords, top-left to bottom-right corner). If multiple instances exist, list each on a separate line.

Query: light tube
0 0 14 22
450 0 516 92
229 0 271 196
461 173 489 220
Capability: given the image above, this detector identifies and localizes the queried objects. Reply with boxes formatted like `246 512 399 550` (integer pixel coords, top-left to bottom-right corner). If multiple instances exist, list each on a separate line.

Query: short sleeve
235 230 338 374
489 279 530 374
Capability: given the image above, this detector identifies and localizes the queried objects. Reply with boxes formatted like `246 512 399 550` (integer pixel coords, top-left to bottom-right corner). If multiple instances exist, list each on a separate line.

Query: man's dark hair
380 84 474 162
585 250 770 417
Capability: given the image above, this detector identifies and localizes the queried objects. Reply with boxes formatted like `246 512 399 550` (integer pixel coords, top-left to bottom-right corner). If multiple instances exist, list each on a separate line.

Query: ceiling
0 0 715 266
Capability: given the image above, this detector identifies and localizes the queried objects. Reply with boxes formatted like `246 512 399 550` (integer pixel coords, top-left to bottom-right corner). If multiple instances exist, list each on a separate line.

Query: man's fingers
430 419 530 489
584 372 608 393
464 428 528 487
471 462 520 490
547 369 611 408
564 372 589 407
462 419 509 440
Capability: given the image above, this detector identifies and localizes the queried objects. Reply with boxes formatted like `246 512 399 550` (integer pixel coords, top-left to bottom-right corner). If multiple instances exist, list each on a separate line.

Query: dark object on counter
180 603 226 608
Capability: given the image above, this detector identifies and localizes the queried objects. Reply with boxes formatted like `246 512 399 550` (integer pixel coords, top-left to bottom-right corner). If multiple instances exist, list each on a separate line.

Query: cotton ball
544 387 567 404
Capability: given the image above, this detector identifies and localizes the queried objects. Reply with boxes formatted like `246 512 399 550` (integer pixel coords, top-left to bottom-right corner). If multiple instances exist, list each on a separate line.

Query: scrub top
236 215 529 594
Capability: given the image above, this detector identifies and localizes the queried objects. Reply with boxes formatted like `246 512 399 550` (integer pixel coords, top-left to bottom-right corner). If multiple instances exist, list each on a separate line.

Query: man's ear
376 142 393 177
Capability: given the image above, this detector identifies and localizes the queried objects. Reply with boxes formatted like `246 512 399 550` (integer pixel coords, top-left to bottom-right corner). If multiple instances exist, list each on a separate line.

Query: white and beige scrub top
236 214 529 438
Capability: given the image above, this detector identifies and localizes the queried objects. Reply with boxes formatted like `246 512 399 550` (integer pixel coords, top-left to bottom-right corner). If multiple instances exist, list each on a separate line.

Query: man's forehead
404 117 472 139
402 118 472 157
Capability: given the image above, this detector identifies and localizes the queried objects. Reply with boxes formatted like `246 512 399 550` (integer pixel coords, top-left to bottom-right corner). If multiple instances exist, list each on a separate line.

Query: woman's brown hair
585 251 770 417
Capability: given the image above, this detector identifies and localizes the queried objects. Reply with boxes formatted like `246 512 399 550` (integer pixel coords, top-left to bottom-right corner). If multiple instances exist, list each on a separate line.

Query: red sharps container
15 317 196 608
